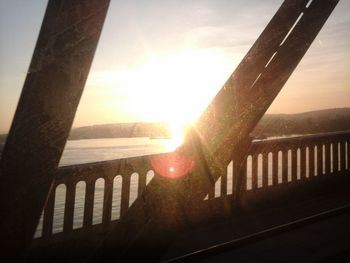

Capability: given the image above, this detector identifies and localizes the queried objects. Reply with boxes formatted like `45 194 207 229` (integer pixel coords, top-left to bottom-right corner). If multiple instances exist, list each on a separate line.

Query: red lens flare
150 152 195 179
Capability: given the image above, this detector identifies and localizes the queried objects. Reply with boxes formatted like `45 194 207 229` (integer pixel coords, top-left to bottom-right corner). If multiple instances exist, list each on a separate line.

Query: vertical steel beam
0 0 110 259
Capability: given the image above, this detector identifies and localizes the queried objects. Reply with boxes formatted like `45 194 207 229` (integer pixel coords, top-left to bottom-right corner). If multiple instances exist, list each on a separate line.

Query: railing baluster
239 160 247 193
226 161 233 195
246 156 252 190
208 180 215 199
102 178 113 225
262 153 268 188
252 155 258 190
221 172 227 196
292 149 297 182
214 177 221 197
333 142 338 174
271 152 277 185
120 175 131 217
42 190 55 238
83 180 95 227
282 150 288 183
346 140 350 171
300 147 306 180
325 143 331 175
317 144 322 176
340 141 346 172
309 145 315 177
138 172 147 197
63 183 76 232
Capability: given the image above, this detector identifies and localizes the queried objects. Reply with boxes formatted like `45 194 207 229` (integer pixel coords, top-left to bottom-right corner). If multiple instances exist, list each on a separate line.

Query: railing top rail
56 130 349 179
252 130 350 145
58 152 162 171
55 152 161 183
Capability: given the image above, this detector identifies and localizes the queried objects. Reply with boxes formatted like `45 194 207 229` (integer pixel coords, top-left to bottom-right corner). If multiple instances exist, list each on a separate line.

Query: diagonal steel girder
91 0 339 262
0 0 110 260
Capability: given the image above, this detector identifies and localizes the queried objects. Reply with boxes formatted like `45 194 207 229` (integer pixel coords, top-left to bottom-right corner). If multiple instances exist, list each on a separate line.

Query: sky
0 0 349 133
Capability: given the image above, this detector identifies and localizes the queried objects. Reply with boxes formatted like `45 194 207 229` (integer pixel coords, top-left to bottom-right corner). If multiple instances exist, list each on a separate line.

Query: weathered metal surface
190 0 341 197
0 0 110 259
90 1 340 261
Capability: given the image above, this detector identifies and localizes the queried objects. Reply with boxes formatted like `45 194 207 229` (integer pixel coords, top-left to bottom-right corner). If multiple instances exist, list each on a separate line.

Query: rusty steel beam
0 0 110 260
190 0 341 199
90 0 339 262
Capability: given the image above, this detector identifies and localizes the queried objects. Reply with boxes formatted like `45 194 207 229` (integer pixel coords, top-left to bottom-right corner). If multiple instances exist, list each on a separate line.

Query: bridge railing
241 131 349 193
36 153 156 239
32 131 349 243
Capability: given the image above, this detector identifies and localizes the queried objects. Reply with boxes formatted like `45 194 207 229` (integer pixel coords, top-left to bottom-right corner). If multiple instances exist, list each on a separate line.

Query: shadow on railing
32 131 349 242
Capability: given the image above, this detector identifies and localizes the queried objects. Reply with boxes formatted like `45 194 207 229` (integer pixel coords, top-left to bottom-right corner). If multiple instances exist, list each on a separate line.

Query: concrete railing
32 131 349 243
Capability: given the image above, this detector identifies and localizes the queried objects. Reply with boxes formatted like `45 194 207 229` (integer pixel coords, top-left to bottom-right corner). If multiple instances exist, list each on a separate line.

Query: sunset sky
0 0 349 134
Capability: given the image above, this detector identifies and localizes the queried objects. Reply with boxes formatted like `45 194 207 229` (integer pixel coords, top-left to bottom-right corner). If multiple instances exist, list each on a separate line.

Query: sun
94 48 233 149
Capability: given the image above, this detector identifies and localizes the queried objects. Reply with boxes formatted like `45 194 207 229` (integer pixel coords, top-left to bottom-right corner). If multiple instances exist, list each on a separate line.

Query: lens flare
150 152 195 179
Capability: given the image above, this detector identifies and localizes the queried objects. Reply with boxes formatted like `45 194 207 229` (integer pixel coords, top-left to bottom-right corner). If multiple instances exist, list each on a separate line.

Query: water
59 137 175 166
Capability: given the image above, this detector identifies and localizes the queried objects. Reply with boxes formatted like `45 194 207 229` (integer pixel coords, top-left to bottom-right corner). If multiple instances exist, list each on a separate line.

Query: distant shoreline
0 107 349 144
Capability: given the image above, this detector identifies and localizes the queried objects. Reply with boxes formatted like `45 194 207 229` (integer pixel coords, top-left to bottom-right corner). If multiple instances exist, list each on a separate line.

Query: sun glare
92 48 233 148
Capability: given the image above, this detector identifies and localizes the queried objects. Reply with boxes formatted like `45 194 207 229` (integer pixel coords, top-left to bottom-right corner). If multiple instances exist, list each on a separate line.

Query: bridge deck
163 175 350 262
197 211 350 263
